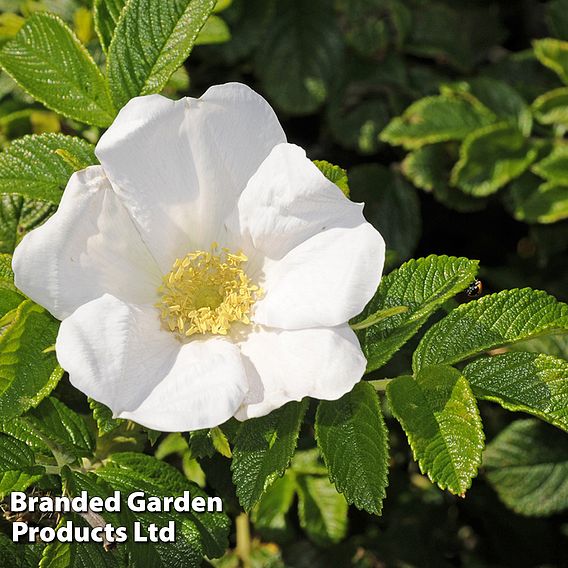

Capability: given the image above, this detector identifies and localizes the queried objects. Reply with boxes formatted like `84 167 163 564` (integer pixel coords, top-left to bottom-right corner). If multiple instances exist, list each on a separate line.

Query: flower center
156 244 261 337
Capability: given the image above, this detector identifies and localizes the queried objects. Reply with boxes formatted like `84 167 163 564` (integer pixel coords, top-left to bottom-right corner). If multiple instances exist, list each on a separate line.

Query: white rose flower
13 83 385 432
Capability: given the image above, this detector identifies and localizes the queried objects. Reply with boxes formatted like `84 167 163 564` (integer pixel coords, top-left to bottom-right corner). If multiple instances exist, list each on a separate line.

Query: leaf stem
350 305 409 331
369 378 393 391
236 512 251 568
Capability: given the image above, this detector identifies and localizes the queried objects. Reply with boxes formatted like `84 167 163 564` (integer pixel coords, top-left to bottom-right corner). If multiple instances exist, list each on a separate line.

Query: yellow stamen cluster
157 244 261 337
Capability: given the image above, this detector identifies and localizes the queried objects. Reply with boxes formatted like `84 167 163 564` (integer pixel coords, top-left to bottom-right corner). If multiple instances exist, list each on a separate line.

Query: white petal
56 295 248 432
95 84 286 271
230 144 385 328
231 144 367 259
234 324 366 420
12 166 161 320
254 223 384 328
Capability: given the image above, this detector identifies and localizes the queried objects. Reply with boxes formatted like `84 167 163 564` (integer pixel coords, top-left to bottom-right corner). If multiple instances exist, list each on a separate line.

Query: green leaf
296 475 348 545
512 333 568 358
96 452 230 561
532 145 568 185
290 448 328 476
0 300 62 420
349 164 420 264
189 429 216 459
509 175 568 224
0 13 115 127
313 160 349 197
40 522 121 568
210 426 231 458
89 398 123 436
451 78 532 136
402 144 487 213
0 194 56 254
0 253 14 283
451 123 538 197
93 0 126 52
195 14 230 45
0 253 24 318
355 255 479 372
232 399 308 511
0 533 42 568
107 0 216 109
24 397 94 460
484 419 568 516
532 87 568 127
155 432 189 460
463 352 568 432
0 133 96 204
380 94 495 150
0 415 51 452
413 288 568 371
387 366 484 495
60 469 154 568
0 433 44 497
255 0 343 115
252 472 297 533
315 382 389 515
533 38 568 85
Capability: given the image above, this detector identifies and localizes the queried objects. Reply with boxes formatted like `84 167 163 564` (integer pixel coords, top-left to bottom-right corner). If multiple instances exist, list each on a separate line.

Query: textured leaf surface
107 0 215 109
0 415 51 453
315 382 389 515
89 398 123 436
451 123 538 196
414 288 568 371
0 194 55 254
232 400 308 511
0 533 42 568
0 253 24 318
533 38 568 84
387 366 484 495
484 419 568 516
0 133 96 203
24 397 94 459
0 13 115 126
93 0 126 52
255 0 343 114
380 94 494 150
0 300 62 420
0 433 44 497
40 520 121 568
96 453 229 561
355 255 479 372
296 474 348 545
314 160 350 196
464 352 568 431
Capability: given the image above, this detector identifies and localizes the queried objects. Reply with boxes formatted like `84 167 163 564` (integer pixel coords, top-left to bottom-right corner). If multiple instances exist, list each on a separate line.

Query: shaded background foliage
0 0 567 566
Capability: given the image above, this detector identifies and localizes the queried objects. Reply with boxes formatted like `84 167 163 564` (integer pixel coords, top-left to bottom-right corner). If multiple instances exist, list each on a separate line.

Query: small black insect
466 279 483 298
